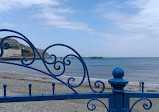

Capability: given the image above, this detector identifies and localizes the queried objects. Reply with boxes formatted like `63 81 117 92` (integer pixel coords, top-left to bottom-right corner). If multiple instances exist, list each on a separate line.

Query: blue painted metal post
3 84 7 96
28 84 32 96
141 81 144 92
108 67 129 112
52 83 55 94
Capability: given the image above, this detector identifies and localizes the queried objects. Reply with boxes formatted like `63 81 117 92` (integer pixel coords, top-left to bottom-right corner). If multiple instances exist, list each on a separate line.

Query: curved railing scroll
87 98 109 112
0 29 105 94
130 97 152 112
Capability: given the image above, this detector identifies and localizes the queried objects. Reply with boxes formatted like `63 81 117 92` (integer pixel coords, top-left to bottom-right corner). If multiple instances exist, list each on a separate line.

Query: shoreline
0 71 158 92
0 57 42 61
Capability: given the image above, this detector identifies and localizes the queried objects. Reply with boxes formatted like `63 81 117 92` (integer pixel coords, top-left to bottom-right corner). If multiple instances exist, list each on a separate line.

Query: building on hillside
0 38 22 57
3 48 22 57
0 38 49 58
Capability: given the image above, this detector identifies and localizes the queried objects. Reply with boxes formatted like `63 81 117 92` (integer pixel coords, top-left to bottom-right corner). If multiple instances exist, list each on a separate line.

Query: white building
3 49 22 57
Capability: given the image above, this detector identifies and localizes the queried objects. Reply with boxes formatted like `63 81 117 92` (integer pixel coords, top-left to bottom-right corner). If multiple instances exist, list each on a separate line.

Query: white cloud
0 0 58 12
0 0 110 38
93 0 159 56
96 0 159 36
0 22 15 27
36 7 95 32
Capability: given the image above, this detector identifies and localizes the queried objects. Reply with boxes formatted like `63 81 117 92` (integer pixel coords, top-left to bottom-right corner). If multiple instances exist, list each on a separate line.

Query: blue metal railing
0 29 159 112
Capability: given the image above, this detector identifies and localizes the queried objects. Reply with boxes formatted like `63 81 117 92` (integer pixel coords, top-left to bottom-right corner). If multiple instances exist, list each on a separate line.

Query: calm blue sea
0 57 159 84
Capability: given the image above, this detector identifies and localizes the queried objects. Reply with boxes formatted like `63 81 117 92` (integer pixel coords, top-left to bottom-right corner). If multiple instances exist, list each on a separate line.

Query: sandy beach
0 72 158 112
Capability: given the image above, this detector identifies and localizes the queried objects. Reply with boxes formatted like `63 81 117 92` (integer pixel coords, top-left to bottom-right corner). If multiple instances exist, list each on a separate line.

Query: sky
0 0 159 57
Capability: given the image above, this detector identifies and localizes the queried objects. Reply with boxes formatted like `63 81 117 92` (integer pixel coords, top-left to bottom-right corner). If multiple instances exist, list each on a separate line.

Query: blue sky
0 0 159 57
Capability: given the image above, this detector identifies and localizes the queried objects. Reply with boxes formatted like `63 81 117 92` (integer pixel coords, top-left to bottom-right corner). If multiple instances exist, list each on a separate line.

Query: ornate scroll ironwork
130 97 152 112
1 29 159 112
87 98 109 112
0 29 105 94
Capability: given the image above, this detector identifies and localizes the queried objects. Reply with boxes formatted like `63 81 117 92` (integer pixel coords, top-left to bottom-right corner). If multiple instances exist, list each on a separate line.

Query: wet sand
0 72 158 112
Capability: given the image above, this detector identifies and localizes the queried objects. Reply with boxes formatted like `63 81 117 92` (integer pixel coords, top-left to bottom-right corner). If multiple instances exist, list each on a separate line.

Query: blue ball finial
3 84 7 87
28 84 32 87
112 67 124 78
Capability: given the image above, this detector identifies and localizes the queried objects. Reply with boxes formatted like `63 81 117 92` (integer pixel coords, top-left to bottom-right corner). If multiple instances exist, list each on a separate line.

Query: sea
0 57 159 84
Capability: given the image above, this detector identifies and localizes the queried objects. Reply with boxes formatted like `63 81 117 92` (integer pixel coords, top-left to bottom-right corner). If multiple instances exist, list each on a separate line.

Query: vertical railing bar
3 84 7 96
28 84 32 96
52 83 55 94
141 81 144 92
